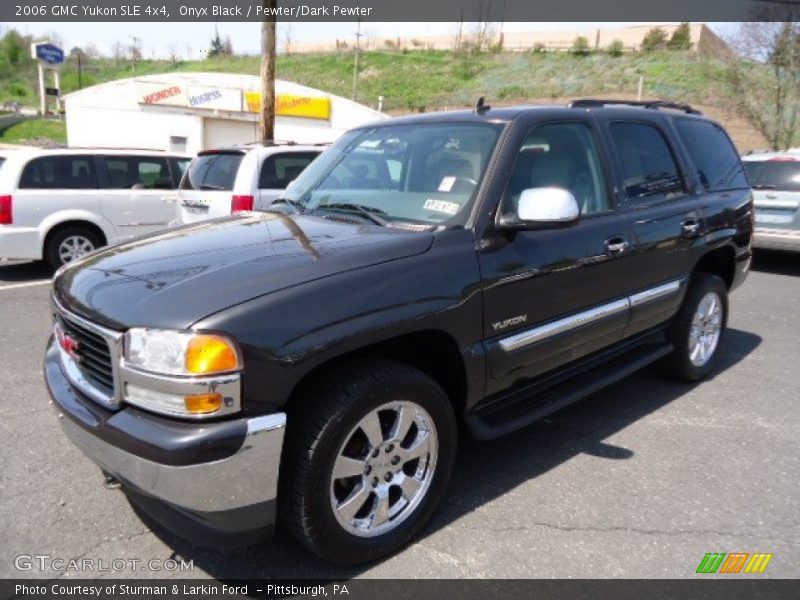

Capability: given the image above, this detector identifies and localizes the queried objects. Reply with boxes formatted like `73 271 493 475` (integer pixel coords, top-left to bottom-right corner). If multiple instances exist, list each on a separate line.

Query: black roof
354 99 709 129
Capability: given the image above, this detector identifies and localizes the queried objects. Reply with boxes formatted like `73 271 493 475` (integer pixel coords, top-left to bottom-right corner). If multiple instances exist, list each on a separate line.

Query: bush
571 36 591 56
642 27 668 52
532 42 546 53
668 23 693 51
607 39 625 57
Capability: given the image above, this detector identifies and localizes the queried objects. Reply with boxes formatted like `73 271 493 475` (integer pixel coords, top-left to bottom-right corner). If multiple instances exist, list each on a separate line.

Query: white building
63 72 387 154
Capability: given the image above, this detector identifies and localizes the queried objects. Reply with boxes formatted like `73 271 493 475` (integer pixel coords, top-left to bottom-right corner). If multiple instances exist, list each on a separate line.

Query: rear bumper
45 339 286 546
753 228 800 252
0 226 41 260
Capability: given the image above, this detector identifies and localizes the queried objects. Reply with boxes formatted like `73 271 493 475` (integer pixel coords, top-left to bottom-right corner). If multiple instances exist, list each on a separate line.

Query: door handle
681 218 700 236
605 236 629 255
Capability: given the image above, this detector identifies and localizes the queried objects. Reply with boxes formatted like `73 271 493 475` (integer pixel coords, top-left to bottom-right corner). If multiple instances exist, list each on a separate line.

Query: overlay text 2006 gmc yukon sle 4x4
44 100 753 565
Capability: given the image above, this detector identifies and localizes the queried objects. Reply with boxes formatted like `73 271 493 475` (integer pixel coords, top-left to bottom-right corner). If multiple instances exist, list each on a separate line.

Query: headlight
124 328 241 376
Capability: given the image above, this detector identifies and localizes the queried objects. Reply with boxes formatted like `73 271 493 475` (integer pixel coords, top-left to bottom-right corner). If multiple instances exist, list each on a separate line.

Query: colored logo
696 552 773 574
55 324 81 362
35 43 64 65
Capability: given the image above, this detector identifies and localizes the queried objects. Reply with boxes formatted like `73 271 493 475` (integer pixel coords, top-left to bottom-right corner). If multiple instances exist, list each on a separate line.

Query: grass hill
0 40 779 150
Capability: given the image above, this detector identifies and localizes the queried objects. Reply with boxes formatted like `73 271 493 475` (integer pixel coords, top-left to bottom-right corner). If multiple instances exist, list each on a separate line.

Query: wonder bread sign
138 82 331 120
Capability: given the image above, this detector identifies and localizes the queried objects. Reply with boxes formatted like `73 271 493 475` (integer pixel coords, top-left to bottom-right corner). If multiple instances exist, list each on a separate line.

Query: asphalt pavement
0 252 797 579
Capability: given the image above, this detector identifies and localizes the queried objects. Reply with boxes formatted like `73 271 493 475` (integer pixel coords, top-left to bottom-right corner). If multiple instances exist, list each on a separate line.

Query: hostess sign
137 82 331 120
32 43 64 66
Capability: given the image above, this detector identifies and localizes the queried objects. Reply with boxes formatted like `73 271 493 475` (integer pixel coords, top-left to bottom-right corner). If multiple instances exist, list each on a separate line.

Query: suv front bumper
44 338 286 546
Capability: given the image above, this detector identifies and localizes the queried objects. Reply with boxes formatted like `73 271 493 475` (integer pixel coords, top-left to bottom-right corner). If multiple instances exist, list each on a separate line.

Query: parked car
742 150 800 251
177 142 324 224
45 100 752 565
0 148 189 269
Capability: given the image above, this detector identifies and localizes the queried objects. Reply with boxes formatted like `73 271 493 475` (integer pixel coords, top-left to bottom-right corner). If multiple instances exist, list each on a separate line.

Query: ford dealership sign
33 43 64 66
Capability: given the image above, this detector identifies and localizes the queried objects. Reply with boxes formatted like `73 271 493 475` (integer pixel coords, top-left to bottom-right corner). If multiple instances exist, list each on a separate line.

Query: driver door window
506 122 611 216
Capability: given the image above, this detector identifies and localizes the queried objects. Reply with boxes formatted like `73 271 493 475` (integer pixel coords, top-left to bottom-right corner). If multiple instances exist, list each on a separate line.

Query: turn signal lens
185 335 240 374
231 194 254 213
184 393 223 414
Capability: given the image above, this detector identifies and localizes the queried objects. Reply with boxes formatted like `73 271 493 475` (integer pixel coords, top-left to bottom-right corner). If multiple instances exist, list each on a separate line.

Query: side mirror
499 187 580 229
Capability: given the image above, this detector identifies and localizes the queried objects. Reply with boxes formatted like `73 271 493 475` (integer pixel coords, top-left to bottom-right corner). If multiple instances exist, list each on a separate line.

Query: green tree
668 23 693 51
606 39 624 57
208 33 225 57
571 36 591 56
641 27 668 52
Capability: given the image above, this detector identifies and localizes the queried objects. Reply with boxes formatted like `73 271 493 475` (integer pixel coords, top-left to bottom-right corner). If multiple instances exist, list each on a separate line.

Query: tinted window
102 156 172 189
324 151 400 191
744 160 800 192
0 157 5 172
506 122 611 215
19 156 97 189
180 152 244 191
259 152 319 189
610 122 684 201
674 119 747 191
174 158 190 179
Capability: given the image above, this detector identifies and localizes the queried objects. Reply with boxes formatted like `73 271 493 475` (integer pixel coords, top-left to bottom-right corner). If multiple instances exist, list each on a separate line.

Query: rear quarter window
674 118 748 191
18 155 97 189
259 152 319 189
180 152 244 191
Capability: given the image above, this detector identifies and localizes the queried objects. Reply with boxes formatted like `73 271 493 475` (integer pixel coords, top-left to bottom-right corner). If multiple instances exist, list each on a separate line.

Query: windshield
282 122 504 226
180 152 244 191
744 159 800 192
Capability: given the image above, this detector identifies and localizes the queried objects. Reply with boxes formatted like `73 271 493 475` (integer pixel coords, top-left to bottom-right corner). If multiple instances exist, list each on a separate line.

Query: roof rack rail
569 99 702 115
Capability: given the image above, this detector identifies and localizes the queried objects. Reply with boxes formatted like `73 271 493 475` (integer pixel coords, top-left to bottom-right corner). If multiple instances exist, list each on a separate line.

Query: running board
466 342 674 440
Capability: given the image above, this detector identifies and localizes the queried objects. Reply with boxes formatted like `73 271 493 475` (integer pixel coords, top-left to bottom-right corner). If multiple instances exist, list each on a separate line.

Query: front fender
194 229 484 415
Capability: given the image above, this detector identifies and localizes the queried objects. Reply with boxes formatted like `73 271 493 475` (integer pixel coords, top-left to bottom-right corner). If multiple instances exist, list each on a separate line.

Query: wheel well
43 221 107 253
289 330 468 416
693 246 735 289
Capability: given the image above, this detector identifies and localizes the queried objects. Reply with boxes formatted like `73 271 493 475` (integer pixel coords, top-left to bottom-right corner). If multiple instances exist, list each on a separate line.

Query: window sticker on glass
438 176 456 192
424 198 460 215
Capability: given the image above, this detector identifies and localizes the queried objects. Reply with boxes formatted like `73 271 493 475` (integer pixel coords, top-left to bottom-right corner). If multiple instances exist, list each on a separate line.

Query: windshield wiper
751 184 776 190
310 202 389 227
197 183 226 191
269 197 306 213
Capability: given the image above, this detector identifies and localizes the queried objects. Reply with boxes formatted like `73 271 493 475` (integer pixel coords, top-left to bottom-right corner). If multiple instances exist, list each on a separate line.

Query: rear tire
279 359 457 566
45 227 102 270
661 273 728 382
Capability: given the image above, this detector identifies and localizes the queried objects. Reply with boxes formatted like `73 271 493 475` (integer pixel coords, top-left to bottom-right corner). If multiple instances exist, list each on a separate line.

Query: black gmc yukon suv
45 100 753 565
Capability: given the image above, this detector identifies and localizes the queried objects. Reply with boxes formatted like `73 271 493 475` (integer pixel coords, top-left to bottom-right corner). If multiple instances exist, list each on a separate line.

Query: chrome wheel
58 235 95 264
330 400 438 538
688 291 723 367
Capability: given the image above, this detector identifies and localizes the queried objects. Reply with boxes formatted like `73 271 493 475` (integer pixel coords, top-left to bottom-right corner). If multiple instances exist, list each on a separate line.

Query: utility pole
259 0 277 142
130 35 140 74
352 19 362 101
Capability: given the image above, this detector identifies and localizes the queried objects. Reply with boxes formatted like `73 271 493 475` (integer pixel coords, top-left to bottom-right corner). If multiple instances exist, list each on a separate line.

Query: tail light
231 194 254 213
0 195 11 225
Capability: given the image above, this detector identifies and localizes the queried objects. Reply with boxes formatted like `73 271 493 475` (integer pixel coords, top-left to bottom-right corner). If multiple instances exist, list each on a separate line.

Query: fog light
184 393 223 414
125 385 223 417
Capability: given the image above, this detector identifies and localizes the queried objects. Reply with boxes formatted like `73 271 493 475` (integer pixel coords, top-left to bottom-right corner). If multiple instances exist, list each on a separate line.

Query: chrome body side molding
499 278 684 353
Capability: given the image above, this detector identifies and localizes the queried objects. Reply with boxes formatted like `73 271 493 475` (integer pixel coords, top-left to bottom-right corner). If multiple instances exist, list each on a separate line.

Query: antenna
474 96 491 115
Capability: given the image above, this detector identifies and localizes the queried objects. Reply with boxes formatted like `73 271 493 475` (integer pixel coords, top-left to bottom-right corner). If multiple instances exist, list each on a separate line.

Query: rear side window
102 156 172 189
259 152 319 189
610 122 684 202
674 119 748 191
0 157 5 171
180 152 244 191
744 160 800 192
19 156 97 189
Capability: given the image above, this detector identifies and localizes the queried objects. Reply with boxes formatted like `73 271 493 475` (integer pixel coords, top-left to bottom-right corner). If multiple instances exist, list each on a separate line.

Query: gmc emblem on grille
55 324 81 362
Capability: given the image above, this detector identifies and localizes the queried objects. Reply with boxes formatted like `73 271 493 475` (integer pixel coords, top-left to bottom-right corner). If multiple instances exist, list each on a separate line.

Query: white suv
0 148 189 268
177 143 324 224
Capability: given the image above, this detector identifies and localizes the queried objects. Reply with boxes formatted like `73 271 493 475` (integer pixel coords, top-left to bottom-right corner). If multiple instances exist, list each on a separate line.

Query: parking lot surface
0 253 797 579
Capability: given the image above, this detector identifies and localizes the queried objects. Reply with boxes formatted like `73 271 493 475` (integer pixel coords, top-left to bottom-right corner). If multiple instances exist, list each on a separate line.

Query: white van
0 148 189 268
177 143 324 224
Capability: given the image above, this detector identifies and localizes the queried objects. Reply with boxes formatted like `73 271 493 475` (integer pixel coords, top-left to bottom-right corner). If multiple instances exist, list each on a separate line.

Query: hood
53 213 434 330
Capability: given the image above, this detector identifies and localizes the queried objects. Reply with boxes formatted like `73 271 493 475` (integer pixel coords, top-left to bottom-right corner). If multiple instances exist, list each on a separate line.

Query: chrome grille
58 316 114 392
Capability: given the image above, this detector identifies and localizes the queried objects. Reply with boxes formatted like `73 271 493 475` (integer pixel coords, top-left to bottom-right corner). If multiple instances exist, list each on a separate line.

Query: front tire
661 273 728 382
280 359 457 565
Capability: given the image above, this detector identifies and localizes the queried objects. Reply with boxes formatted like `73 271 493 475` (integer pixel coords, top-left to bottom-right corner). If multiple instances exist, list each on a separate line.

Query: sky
7 21 739 60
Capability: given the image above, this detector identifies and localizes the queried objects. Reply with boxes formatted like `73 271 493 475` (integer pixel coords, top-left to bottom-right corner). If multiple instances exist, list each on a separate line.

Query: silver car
742 150 800 251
